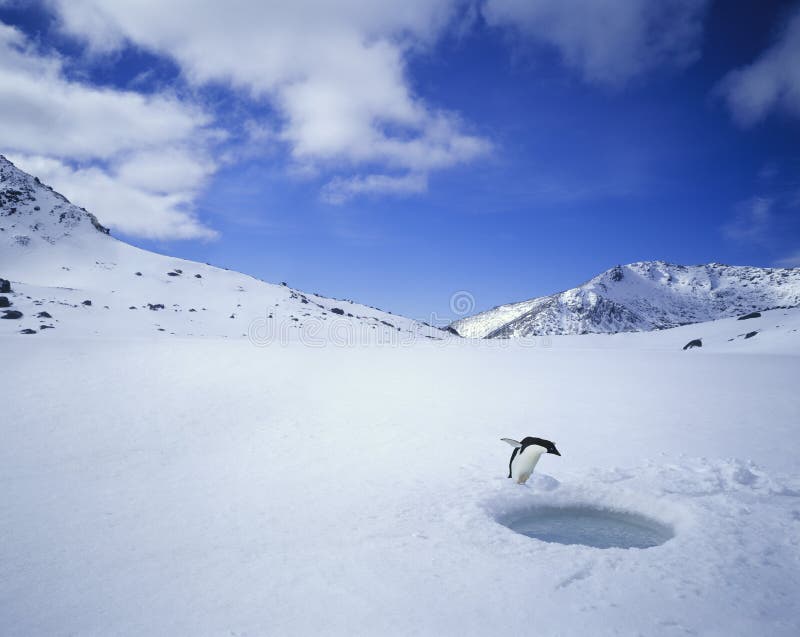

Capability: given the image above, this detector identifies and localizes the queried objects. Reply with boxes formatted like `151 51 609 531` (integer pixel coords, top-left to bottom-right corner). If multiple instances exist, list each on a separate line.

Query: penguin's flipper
508 447 519 479
501 438 522 448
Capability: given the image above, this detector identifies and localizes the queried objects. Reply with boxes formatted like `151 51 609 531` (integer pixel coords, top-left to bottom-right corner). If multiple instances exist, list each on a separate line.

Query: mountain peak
1 155 110 249
452 261 800 338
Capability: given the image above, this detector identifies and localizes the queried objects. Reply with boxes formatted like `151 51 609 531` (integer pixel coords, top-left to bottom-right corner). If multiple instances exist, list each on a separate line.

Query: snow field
2 335 799 635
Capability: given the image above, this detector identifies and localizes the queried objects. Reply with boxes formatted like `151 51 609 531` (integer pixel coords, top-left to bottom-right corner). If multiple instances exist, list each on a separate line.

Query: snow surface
3 320 800 635
452 262 800 338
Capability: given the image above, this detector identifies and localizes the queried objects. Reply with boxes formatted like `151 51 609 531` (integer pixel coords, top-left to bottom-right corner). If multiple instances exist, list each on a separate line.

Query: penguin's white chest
512 446 546 484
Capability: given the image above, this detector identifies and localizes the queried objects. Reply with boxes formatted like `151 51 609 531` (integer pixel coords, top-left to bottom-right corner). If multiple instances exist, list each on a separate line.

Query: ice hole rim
497 503 675 550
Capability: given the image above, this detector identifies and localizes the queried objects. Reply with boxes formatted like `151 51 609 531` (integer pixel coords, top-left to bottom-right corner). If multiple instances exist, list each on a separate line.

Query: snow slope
2 315 800 635
542 306 800 355
452 261 800 338
0 155 446 342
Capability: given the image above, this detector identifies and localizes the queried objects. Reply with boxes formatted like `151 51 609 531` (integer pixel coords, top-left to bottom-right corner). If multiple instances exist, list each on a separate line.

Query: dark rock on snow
330 307 345 315
683 338 702 350
2 309 23 319
0 278 11 293
82 300 92 306
744 331 758 339
738 312 762 321
0 296 10 308
20 328 37 334
36 311 51 318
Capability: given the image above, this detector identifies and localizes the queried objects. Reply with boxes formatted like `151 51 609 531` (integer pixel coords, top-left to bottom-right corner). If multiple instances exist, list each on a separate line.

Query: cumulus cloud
116 149 216 194
45 0 489 196
717 8 800 125
482 0 709 86
0 22 218 239
322 173 428 205
0 24 209 159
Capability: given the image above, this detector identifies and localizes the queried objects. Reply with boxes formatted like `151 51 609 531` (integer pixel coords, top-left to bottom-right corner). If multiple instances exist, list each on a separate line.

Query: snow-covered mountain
451 261 800 338
0 155 447 340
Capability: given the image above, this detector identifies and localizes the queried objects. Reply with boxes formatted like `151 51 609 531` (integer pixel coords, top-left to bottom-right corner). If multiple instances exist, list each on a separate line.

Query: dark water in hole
502 506 673 549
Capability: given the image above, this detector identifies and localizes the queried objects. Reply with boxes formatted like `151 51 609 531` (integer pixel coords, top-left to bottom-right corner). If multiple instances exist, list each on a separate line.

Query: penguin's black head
521 436 561 456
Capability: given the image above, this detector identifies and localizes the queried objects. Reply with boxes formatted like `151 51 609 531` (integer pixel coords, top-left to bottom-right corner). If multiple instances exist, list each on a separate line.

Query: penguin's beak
549 447 561 456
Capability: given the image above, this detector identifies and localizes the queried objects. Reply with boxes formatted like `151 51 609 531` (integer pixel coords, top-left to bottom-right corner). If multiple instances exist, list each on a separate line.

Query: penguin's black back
519 437 553 452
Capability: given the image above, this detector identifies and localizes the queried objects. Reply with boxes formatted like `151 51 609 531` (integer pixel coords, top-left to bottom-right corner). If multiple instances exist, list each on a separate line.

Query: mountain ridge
451 260 800 338
4 155 799 341
0 154 447 340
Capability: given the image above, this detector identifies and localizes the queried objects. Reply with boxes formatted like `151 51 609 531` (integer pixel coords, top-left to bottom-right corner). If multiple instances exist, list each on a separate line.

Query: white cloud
482 0 709 86
45 0 489 194
0 24 210 160
322 173 428 205
8 154 217 240
718 8 800 125
723 196 773 243
0 22 218 239
116 149 216 194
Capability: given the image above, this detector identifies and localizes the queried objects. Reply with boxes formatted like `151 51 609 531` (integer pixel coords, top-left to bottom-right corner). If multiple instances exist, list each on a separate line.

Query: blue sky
1 1 799 321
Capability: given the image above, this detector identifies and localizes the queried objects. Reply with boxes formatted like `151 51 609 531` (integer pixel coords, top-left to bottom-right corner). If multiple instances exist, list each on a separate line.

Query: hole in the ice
500 505 673 549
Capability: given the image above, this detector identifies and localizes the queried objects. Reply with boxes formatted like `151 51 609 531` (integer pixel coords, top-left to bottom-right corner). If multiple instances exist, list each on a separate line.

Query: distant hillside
0 155 448 341
451 261 800 338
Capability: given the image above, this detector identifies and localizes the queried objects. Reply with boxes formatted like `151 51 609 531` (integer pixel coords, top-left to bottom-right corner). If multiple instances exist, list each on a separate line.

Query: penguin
501 437 561 484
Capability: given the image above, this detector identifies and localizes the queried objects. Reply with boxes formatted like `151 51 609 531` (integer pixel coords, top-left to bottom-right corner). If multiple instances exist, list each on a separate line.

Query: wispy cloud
321 173 428 205
722 196 773 243
717 7 800 125
776 250 800 268
482 0 710 86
